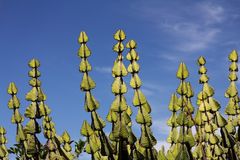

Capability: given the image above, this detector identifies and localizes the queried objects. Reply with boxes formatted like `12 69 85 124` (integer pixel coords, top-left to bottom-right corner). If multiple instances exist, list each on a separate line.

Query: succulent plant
0 30 239 160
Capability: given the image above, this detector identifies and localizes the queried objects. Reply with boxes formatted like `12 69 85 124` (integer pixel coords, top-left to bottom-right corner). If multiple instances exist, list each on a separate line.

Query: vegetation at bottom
0 30 239 160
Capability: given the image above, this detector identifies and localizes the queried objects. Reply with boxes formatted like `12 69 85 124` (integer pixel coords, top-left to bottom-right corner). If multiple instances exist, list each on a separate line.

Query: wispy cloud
155 140 171 152
95 66 112 74
152 118 170 136
133 1 235 55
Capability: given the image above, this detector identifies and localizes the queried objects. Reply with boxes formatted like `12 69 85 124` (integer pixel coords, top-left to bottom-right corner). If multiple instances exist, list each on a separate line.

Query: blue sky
0 0 240 159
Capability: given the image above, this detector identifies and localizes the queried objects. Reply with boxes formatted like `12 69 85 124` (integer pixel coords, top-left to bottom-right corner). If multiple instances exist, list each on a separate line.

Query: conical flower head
176 62 189 80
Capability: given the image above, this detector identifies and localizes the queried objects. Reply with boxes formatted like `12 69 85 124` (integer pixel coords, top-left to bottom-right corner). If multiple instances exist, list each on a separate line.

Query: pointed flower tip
229 49 238 62
176 62 189 79
0 126 6 134
197 56 206 66
78 31 88 43
114 29 126 41
126 40 137 49
28 58 40 68
7 82 18 95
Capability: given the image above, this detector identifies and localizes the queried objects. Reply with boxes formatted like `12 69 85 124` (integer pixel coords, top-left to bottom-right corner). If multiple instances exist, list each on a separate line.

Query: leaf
84 91 99 112
136 107 151 125
24 119 41 134
133 90 147 106
203 83 214 97
176 62 189 80
126 40 137 49
24 103 36 118
78 44 91 58
80 120 93 137
197 56 206 65
199 74 208 83
112 60 128 77
110 95 128 112
80 73 96 91
28 69 41 78
62 131 71 143
92 111 106 130
8 95 20 109
225 82 238 97
111 77 127 94
25 87 38 101
209 133 218 144
7 82 18 95
229 62 238 71
79 59 92 72
198 65 207 74
168 93 179 111
228 50 238 62
176 81 187 95
126 49 139 61
28 59 40 68
114 29 126 41
216 112 227 127
78 31 88 43
127 61 140 73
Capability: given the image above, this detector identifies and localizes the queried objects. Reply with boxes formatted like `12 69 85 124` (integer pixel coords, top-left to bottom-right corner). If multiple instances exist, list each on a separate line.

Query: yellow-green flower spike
167 62 195 160
61 131 75 160
224 50 240 159
78 31 89 44
126 39 157 159
107 30 136 160
0 127 8 160
7 83 29 159
176 62 189 80
77 31 114 159
194 57 229 159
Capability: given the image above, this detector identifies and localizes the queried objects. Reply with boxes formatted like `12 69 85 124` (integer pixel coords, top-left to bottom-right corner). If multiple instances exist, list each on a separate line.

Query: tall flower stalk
126 40 157 160
77 31 114 160
7 82 28 159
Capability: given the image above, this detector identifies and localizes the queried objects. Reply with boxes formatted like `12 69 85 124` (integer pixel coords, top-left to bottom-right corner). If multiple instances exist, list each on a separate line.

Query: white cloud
156 140 171 152
95 66 112 74
133 1 228 53
152 119 170 136
198 2 224 24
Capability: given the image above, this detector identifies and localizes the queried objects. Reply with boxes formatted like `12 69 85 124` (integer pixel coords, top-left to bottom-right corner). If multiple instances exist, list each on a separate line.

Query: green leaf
25 87 38 101
114 29 126 41
228 50 238 62
216 112 227 127
7 82 18 95
133 90 147 106
136 107 151 125
80 120 93 137
79 59 92 72
78 31 88 43
111 95 127 112
111 77 127 94
176 62 189 80
80 73 96 91
112 60 128 77
28 59 40 68
78 44 91 58
84 91 99 112
197 56 206 65
168 93 179 111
